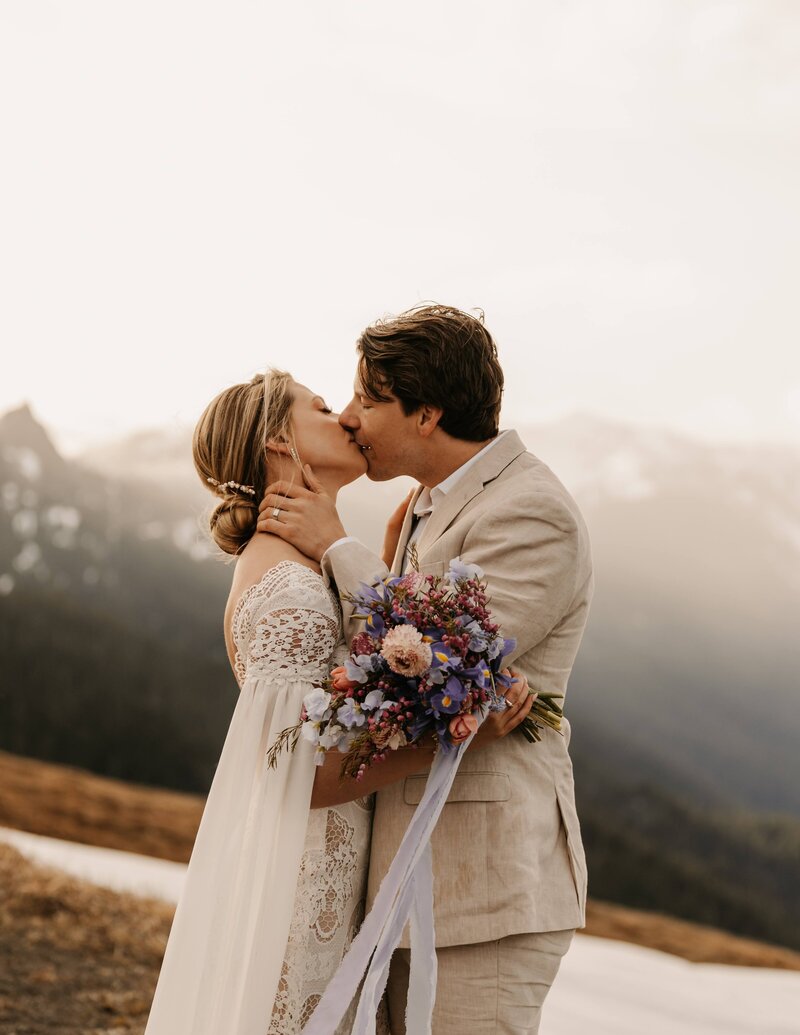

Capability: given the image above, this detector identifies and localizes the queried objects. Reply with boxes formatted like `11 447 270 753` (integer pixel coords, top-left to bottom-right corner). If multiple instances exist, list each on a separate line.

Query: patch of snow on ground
0 826 185 903
2 827 799 1034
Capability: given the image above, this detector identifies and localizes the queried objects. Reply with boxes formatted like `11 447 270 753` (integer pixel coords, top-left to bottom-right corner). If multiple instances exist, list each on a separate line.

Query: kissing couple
144 303 593 1035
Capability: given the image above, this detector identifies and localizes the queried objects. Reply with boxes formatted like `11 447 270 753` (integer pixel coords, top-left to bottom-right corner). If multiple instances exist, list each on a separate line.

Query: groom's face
339 376 421 482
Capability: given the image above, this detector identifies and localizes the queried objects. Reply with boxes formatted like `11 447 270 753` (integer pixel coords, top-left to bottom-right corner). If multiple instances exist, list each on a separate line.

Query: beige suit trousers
386 929 575 1035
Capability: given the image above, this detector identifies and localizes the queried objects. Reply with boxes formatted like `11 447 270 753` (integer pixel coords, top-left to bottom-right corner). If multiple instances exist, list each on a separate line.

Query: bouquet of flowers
267 557 563 779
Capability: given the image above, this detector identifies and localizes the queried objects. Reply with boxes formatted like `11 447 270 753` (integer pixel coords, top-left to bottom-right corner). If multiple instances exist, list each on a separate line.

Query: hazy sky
1 0 798 454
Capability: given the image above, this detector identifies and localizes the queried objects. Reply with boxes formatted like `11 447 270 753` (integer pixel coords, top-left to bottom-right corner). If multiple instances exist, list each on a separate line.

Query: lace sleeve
231 561 342 686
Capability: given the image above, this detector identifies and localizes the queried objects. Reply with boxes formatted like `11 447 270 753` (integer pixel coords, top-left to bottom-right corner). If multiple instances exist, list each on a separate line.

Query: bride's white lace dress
145 560 388 1035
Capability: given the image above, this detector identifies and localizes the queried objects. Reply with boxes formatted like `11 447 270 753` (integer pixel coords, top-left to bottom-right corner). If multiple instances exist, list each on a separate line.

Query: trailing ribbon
301 729 477 1034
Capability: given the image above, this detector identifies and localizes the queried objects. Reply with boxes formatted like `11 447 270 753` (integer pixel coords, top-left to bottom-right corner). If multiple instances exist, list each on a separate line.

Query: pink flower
331 666 358 692
449 713 479 744
398 572 425 594
350 632 376 657
380 625 433 677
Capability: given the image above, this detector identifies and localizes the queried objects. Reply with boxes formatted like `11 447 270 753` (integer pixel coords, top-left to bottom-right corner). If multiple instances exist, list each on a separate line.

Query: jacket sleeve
321 539 390 643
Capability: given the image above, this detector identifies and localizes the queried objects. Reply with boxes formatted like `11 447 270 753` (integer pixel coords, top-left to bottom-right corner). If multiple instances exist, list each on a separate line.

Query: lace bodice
231 560 342 686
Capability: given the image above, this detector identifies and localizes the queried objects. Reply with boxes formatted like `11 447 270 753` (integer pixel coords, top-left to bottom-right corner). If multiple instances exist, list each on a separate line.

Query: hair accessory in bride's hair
207 477 256 497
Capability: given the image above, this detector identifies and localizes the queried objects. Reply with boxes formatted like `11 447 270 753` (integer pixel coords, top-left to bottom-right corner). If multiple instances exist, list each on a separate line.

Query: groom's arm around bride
259 304 593 1035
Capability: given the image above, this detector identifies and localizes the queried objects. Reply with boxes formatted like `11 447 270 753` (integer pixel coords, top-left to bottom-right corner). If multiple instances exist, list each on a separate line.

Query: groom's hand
469 671 536 751
257 465 347 562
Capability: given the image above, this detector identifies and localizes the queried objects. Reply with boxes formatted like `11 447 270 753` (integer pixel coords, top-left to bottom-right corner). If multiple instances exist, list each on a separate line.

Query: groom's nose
339 399 359 430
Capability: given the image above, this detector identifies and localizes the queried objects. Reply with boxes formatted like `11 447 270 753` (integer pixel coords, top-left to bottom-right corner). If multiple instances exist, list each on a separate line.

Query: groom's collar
413 430 513 518
406 429 527 556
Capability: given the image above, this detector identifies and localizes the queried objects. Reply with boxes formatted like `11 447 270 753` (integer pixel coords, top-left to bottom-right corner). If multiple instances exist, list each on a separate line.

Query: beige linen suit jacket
322 430 593 949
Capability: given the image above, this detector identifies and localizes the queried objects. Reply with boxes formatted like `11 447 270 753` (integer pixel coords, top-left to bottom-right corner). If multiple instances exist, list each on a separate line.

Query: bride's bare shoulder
223 537 324 665
228 534 321 603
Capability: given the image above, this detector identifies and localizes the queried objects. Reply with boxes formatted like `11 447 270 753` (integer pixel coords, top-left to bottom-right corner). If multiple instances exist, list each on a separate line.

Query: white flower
386 730 408 751
301 722 321 744
380 625 433 677
319 725 347 749
304 688 332 722
337 729 358 753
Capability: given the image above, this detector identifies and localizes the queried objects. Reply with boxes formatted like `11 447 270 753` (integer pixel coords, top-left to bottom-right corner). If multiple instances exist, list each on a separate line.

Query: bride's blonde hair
192 369 296 555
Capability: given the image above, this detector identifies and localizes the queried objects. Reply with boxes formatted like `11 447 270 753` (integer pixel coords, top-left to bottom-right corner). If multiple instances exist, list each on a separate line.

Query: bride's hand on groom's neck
257 465 347 562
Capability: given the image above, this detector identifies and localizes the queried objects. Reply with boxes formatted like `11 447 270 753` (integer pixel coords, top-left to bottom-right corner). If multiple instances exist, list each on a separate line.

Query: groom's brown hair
356 303 504 442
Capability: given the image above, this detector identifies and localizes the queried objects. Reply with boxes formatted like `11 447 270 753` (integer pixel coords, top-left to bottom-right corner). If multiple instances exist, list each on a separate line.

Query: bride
144 369 533 1035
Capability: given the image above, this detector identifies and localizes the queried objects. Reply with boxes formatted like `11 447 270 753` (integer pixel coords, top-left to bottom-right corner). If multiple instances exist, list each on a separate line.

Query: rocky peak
0 404 65 475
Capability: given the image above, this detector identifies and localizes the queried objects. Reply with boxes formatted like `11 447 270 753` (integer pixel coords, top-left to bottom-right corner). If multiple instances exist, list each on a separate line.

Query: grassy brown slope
3 750 799 972
0 843 170 1035
0 749 203 862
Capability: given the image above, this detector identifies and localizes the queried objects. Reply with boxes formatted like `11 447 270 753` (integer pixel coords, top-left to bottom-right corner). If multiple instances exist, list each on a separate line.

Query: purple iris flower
430 675 467 715
490 637 517 671
428 642 458 685
486 635 504 661
460 664 491 689
355 578 395 606
365 610 386 637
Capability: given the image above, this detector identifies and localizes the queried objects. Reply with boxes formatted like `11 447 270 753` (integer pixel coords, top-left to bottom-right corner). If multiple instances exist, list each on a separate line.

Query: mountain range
1 403 799 949
79 408 800 814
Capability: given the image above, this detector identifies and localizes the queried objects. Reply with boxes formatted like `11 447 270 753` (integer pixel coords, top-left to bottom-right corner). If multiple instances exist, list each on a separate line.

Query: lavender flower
446 558 484 583
363 689 386 711
337 699 366 728
345 653 383 684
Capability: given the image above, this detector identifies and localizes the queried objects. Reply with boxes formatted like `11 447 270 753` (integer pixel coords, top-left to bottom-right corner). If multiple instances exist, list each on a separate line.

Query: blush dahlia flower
380 625 433 677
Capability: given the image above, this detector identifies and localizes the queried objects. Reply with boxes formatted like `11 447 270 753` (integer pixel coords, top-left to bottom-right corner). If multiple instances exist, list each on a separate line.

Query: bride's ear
265 437 292 457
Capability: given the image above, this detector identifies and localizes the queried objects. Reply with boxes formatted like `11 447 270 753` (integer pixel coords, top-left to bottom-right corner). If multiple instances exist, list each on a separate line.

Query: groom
258 304 593 1035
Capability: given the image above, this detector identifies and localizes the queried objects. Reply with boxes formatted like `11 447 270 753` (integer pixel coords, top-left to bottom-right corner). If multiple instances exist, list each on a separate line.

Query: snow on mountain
5 404 800 811
2 826 798 1035
0 405 218 601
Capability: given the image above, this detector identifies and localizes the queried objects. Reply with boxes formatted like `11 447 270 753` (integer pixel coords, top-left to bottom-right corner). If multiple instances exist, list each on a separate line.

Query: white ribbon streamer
406 842 437 1035
302 727 478 1034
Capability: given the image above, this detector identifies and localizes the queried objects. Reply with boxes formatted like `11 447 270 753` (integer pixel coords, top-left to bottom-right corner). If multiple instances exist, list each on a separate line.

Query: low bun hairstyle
192 369 295 556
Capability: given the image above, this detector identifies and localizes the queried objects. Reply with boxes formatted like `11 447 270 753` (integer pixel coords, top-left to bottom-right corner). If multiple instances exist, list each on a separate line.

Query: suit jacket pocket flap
403 771 510 805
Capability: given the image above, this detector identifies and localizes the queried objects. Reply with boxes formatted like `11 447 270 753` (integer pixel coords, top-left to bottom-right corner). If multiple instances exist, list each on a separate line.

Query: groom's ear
415 404 443 439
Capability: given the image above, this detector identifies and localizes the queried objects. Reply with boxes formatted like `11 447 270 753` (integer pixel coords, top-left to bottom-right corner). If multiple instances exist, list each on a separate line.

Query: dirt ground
0 842 170 1035
2 749 800 1034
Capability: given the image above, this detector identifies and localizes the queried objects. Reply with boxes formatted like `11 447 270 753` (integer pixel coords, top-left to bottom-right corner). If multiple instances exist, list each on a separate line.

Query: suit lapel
391 485 424 573
416 430 527 556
